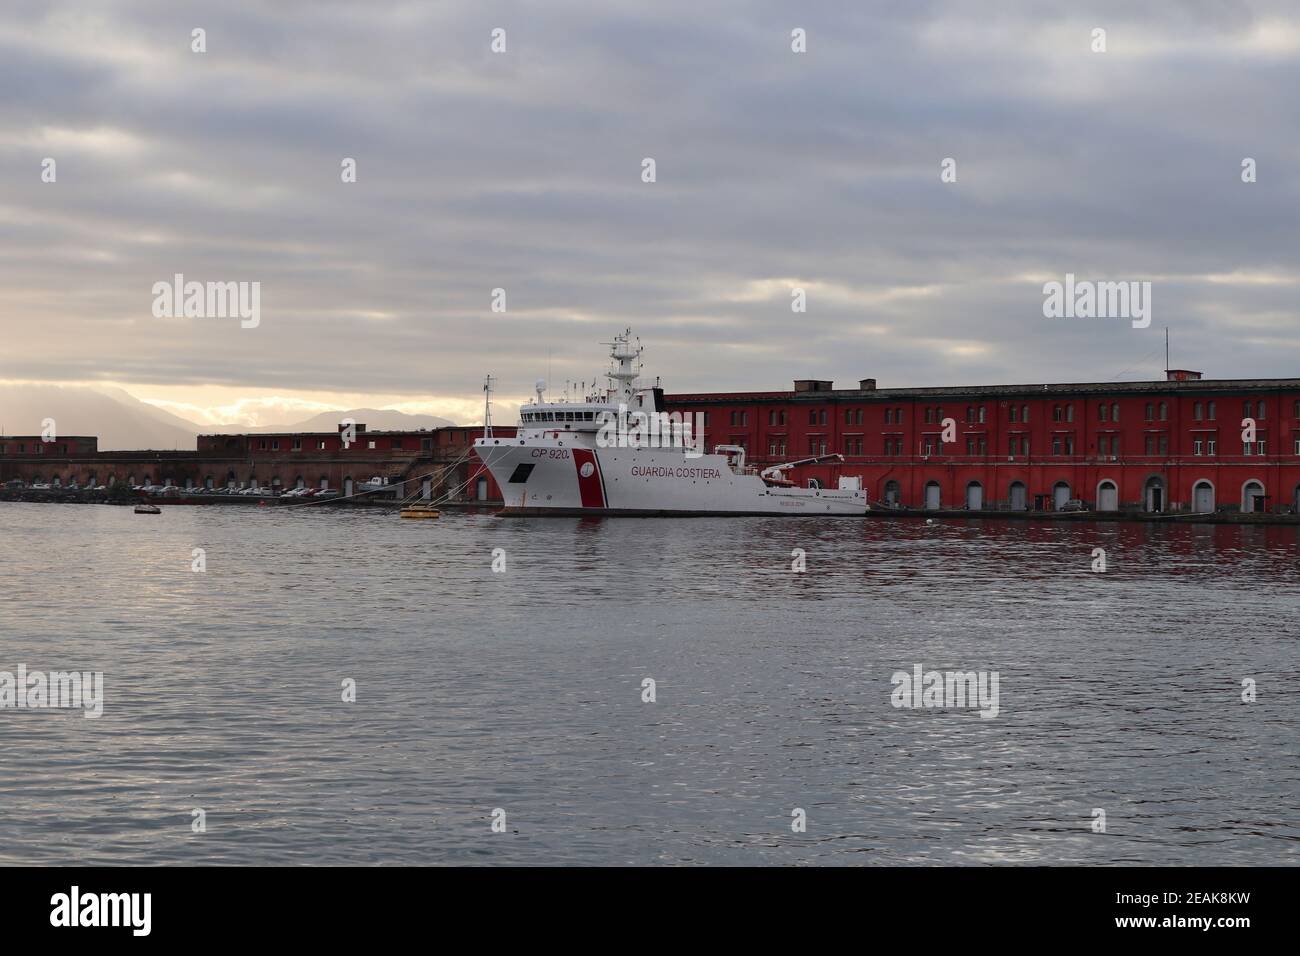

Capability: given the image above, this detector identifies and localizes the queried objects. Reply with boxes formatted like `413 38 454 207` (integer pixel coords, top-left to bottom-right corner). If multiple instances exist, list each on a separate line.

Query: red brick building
0 425 514 502
665 370 1299 514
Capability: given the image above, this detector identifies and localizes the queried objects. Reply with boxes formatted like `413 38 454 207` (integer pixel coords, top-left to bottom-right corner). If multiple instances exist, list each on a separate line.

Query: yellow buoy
400 504 441 519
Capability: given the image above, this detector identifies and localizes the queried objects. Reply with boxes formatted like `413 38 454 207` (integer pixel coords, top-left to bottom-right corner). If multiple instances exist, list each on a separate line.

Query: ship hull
474 439 868 516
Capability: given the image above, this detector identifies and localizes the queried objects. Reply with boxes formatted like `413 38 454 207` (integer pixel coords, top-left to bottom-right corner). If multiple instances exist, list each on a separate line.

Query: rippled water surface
0 501 1296 865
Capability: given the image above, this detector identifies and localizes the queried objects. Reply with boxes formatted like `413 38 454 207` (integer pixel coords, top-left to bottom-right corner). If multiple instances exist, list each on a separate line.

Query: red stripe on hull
572 449 605 509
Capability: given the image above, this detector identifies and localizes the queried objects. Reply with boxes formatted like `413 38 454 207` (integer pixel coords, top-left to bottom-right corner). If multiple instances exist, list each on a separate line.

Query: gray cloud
0 0 1297 413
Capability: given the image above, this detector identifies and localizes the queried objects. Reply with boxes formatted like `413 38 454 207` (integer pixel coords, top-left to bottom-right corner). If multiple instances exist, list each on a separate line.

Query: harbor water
0 502 1295 865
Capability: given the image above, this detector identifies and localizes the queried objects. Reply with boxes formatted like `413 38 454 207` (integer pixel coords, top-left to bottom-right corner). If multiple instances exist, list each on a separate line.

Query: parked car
1060 498 1089 512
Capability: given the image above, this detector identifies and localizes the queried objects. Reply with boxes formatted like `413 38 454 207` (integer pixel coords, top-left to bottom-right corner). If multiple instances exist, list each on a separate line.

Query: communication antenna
482 374 495 439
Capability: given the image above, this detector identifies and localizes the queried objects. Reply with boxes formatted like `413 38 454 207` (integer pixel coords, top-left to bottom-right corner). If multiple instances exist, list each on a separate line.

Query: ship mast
482 374 495 439
605 329 642 404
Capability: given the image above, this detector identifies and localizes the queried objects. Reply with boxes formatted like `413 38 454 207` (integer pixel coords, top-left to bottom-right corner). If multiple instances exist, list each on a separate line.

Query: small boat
400 503 441 520
134 503 161 515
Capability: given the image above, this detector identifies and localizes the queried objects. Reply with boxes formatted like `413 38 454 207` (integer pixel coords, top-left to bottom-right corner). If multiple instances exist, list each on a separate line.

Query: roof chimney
793 379 833 393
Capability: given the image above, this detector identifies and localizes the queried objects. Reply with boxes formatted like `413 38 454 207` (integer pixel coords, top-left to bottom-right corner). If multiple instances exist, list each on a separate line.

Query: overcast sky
1 0 1297 427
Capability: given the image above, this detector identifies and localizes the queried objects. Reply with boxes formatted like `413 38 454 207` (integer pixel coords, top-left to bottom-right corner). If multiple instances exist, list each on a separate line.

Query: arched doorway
343 476 353 497
884 480 900 507
1242 480 1266 513
1008 481 1027 511
1144 476 1164 513
1096 480 1118 512
1192 480 1215 513
924 481 941 510
1052 481 1071 511
421 477 432 500
476 476 490 501
965 481 983 510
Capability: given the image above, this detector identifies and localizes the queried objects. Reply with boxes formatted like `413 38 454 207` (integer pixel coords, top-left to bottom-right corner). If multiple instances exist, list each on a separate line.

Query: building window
317 440 327 450
1053 405 1063 422
1145 435 1154 454
1067 404 1074 423
1052 437 1062 455
259 440 268 450
1258 402 1266 421
978 406 986 424
1294 437 1300 455
368 441 376 449
1111 403 1119 421
1009 406 1018 423
1022 405 1030 422
1243 400 1252 419
1099 404 1109 422
1145 403 1154 421
1207 438 1216 456
1008 437 1017 457
1193 402 1202 421
1258 440 1266 454
291 439 302 451
1194 438 1203 456
1208 401 1216 421
1243 441 1252 456
1159 402 1167 421
1159 435 1168 454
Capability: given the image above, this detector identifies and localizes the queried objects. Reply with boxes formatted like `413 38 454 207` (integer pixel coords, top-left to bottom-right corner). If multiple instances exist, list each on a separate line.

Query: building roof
665 376 1300 403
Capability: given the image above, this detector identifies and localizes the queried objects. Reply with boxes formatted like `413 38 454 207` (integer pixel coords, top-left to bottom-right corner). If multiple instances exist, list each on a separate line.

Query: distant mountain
244 408 455 434
0 387 462 451
0 384 198 451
